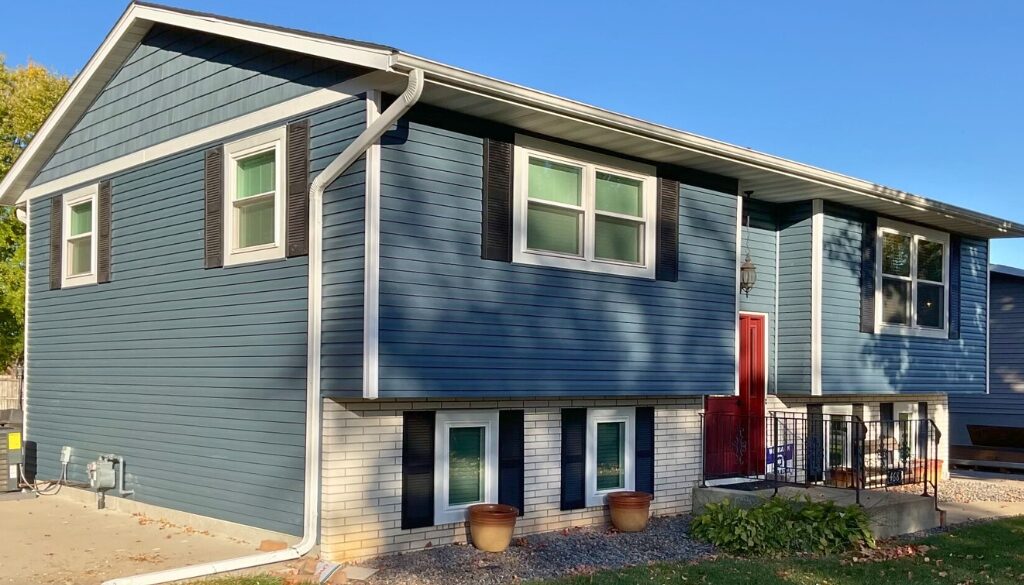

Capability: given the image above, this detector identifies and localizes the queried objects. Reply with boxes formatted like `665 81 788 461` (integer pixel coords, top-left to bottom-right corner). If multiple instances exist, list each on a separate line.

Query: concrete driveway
0 493 259 585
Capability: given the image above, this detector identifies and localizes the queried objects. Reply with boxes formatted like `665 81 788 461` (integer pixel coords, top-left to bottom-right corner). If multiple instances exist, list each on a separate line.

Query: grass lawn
543 516 1024 585
187 517 1024 585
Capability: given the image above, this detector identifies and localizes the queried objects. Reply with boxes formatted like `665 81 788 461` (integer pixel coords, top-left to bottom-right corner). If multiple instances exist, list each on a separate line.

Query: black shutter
560 408 586 511
498 410 525 516
860 213 878 333
49 197 62 290
401 411 435 529
97 180 112 284
635 407 655 496
656 178 679 281
948 235 962 340
481 137 513 262
286 119 310 257
204 147 225 269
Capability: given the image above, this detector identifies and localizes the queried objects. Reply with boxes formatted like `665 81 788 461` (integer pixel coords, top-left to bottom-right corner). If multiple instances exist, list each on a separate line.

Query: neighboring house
1 2 1021 565
949 264 1024 469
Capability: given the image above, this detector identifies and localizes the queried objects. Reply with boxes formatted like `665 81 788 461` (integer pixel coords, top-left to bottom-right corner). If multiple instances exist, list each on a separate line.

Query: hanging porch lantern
739 190 757 298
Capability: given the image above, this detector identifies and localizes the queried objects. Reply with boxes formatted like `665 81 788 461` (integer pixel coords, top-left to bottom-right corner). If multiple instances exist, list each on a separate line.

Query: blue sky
5 0 1023 266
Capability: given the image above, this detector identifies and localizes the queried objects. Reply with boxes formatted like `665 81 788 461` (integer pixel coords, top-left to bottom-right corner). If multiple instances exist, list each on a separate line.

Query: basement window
433 411 499 524
223 127 287 266
585 407 636 507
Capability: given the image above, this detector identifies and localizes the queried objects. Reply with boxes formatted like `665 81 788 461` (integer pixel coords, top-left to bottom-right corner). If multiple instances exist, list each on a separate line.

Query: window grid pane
527 203 581 255
236 151 276 199
448 427 484 506
595 172 642 217
69 202 93 236
595 216 642 264
237 197 275 248
882 277 911 325
882 233 911 277
68 236 92 276
917 283 944 329
917 240 944 282
528 158 582 206
596 421 625 491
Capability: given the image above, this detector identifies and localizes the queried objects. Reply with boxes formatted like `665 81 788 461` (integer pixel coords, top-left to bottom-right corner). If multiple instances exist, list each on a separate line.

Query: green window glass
595 172 642 216
67 201 93 276
527 205 580 256
526 157 583 255
595 216 642 263
596 421 625 491
234 150 277 249
528 158 581 206
448 426 484 506
236 151 276 199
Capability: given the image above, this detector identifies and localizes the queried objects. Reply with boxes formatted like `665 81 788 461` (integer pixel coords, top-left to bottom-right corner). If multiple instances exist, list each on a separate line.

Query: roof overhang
3 2 1022 240
991 264 1024 279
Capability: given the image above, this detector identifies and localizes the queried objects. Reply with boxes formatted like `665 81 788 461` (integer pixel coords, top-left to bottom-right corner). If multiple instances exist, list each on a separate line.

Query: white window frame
61 184 99 288
585 407 636 507
512 135 658 279
433 410 500 525
875 218 950 338
822 404 854 470
223 126 287 266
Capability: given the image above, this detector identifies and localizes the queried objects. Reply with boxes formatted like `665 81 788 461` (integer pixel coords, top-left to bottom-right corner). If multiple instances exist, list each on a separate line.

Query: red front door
704 314 766 478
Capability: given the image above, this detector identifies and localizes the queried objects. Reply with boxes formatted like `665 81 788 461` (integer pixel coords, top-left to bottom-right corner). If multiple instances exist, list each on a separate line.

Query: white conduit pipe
103 68 424 585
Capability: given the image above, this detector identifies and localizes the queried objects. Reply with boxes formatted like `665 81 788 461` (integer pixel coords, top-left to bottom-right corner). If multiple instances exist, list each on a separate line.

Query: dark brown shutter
948 235 962 340
560 408 586 511
498 410 525 516
97 180 112 284
204 147 224 269
635 407 655 496
656 178 679 281
286 119 310 257
49 197 62 290
860 213 878 333
481 137 513 262
401 410 436 529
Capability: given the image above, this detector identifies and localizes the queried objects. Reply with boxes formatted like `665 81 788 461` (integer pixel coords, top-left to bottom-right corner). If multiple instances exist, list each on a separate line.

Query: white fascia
363 91 382 399
734 190 743 396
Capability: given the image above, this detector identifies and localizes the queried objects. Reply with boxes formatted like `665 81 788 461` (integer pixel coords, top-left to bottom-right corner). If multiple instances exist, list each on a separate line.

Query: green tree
0 57 69 370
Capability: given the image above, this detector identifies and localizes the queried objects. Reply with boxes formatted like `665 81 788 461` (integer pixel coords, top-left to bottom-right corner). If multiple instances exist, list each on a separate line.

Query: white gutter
102 68 424 585
15 207 28 437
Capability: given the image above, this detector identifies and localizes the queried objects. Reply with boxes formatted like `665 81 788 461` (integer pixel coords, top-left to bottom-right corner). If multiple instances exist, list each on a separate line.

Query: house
2 2 1021 573
949 264 1024 469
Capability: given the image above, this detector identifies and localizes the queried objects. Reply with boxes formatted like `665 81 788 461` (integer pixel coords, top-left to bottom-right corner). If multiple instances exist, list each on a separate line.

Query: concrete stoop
692 484 942 539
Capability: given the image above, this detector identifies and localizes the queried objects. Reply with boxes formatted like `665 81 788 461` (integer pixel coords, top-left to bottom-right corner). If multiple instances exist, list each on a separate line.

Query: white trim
433 410 500 525
874 217 950 338
18 73 387 204
734 192 743 397
222 127 287 266
986 259 991 394
362 91 382 399
811 199 823 396
18 205 29 440
61 184 99 289
585 407 636 508
773 226 780 395
511 135 657 279
739 311 770 396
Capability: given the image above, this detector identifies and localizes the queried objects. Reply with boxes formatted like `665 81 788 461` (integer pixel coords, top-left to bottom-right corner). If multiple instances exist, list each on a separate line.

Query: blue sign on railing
767 443 795 474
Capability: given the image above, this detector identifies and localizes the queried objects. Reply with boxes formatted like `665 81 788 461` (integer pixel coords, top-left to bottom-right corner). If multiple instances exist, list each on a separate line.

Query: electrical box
87 458 117 491
0 427 23 492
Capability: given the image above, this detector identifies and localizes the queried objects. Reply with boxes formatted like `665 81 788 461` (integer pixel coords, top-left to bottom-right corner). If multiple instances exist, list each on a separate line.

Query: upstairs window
512 136 657 279
223 127 287 266
876 219 949 337
62 185 98 288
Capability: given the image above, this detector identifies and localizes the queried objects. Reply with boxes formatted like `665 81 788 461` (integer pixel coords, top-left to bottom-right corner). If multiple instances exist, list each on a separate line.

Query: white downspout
103 68 424 585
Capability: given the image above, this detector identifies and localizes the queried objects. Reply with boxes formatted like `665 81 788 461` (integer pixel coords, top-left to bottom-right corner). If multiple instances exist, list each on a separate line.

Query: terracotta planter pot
607 491 653 532
468 504 518 553
907 459 944 483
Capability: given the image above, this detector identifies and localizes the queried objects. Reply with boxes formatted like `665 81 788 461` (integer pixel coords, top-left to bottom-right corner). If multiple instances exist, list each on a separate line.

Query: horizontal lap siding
776 202 812 393
820 207 987 394
949 272 1024 445
32 24 364 187
22 96 361 533
739 200 777 393
318 99 367 395
371 119 736 397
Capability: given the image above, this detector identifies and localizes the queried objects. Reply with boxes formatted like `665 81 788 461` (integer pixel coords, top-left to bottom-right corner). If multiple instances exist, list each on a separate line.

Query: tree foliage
0 57 69 369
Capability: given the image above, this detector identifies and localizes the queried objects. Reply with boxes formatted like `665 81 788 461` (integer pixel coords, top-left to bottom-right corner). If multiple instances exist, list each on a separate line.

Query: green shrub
691 496 875 556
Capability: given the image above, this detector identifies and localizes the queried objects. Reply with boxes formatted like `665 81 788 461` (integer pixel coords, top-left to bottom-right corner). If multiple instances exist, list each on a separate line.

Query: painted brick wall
320 397 703 561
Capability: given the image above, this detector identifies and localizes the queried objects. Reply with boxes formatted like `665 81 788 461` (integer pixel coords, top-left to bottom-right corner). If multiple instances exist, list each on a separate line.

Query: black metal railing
699 411 942 508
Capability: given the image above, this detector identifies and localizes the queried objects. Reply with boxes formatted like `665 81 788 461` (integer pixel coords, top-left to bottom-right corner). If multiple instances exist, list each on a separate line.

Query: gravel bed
933 475 1024 503
363 515 714 585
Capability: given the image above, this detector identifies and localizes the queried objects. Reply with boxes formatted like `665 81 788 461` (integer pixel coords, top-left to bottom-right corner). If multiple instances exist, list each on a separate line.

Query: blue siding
820 206 988 394
32 24 364 187
949 271 1024 445
776 202 813 393
25 97 365 536
365 117 738 397
318 100 367 394
739 200 777 393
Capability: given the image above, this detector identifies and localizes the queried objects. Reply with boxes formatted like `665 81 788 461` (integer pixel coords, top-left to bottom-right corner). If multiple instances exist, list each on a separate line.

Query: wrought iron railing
699 411 941 508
